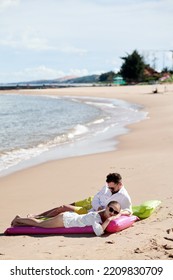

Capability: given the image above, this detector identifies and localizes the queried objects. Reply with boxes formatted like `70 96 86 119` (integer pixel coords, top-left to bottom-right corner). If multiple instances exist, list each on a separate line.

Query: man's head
106 173 122 194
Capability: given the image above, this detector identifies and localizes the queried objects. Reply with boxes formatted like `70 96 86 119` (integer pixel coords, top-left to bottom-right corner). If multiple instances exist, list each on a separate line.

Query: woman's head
105 201 121 218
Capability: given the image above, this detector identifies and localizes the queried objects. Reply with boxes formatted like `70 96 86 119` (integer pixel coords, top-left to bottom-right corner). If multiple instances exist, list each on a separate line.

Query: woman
11 201 121 236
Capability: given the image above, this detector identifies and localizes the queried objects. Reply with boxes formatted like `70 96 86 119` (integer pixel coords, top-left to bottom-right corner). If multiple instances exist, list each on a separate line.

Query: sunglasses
109 207 119 215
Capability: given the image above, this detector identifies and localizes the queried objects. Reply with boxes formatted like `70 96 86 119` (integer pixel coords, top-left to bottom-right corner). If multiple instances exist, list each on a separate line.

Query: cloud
0 0 20 10
0 29 55 51
23 66 65 80
0 65 64 83
68 68 89 77
61 46 88 56
0 29 88 55
0 66 94 83
0 36 88 55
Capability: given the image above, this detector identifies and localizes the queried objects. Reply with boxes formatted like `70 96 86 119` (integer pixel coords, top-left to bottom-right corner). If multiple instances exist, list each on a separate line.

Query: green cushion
132 200 161 219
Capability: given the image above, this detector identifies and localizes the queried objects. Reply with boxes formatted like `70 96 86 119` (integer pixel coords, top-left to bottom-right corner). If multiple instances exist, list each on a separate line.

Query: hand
120 210 131 216
97 206 104 211
107 216 115 222
107 213 121 222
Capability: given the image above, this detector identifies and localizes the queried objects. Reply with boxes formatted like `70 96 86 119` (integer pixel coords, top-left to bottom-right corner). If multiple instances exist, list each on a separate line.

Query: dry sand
0 84 173 260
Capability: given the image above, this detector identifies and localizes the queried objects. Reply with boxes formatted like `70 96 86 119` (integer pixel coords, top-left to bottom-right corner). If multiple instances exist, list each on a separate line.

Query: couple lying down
11 173 131 236
11 201 121 236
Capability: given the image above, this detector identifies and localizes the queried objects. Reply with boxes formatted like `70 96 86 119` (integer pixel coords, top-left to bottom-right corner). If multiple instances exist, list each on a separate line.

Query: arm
120 196 132 215
92 213 121 236
101 214 121 231
108 191 132 215
35 204 76 218
120 209 131 216
91 186 107 211
121 189 132 215
91 193 101 211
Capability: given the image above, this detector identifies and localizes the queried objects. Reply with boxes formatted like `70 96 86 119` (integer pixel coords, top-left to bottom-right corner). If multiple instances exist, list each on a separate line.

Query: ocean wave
0 123 90 173
67 124 89 139
0 147 47 172
85 101 116 108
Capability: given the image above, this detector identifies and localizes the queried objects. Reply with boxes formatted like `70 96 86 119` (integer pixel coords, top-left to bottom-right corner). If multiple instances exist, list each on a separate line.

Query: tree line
99 50 173 84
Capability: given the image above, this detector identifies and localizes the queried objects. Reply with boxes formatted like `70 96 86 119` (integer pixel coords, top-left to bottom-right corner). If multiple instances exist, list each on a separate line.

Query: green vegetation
99 71 116 83
98 50 173 85
120 50 145 83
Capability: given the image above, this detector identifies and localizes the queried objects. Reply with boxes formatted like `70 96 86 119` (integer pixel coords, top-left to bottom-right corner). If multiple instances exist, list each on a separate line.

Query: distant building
159 73 171 82
113 75 126 85
144 66 160 79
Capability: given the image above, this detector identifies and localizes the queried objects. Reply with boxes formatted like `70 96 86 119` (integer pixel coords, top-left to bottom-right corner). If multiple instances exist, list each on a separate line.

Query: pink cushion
106 215 139 233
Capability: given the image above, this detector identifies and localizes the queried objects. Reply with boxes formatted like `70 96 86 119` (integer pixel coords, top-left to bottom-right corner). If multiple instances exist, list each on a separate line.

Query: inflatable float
4 200 161 235
4 215 139 236
132 200 161 219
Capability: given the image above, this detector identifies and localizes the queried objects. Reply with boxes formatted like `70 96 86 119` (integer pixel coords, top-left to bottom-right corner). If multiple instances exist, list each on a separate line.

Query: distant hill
15 74 100 85
63 74 99 84
55 75 78 82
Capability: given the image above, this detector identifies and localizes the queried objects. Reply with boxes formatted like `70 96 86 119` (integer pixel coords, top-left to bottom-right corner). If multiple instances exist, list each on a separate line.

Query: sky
0 0 173 83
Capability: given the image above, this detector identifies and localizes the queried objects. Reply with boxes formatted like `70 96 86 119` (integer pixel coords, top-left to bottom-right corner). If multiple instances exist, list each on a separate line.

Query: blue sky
0 0 173 83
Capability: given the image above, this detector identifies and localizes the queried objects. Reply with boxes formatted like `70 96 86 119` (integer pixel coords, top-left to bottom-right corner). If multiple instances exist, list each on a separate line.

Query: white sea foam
73 124 89 135
86 101 116 108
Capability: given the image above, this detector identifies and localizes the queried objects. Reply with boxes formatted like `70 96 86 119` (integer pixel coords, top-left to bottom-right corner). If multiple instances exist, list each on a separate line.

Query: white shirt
91 185 132 214
63 211 104 236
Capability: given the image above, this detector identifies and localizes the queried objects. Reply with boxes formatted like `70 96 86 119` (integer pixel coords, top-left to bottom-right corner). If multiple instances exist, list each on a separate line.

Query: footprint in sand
162 244 173 250
105 240 115 244
134 248 143 254
164 228 173 242
166 228 173 234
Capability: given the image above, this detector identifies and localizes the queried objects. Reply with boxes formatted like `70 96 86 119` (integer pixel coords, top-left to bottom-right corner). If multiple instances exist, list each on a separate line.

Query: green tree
120 50 145 83
99 71 115 83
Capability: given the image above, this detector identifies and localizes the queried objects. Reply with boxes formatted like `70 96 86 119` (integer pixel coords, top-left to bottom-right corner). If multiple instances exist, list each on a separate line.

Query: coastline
1 84 173 260
0 93 146 177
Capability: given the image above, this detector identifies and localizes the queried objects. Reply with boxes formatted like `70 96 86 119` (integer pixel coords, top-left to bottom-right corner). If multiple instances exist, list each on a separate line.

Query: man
31 173 132 218
90 173 132 215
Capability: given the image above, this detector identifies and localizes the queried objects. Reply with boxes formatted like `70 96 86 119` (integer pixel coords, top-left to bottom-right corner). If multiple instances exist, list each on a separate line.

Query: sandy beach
0 84 173 260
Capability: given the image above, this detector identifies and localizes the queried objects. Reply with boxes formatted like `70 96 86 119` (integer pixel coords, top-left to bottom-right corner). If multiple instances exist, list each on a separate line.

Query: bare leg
11 215 21 226
12 214 65 228
29 204 76 218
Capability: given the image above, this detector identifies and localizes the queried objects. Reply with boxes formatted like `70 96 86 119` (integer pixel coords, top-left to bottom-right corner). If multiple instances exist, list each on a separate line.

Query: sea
0 93 148 177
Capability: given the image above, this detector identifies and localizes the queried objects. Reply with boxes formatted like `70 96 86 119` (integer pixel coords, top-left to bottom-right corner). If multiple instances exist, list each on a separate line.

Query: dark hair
106 173 122 184
107 201 121 211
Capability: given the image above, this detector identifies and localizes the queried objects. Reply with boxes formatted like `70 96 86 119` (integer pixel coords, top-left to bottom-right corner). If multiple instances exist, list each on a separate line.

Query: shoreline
1 84 173 260
0 93 147 178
